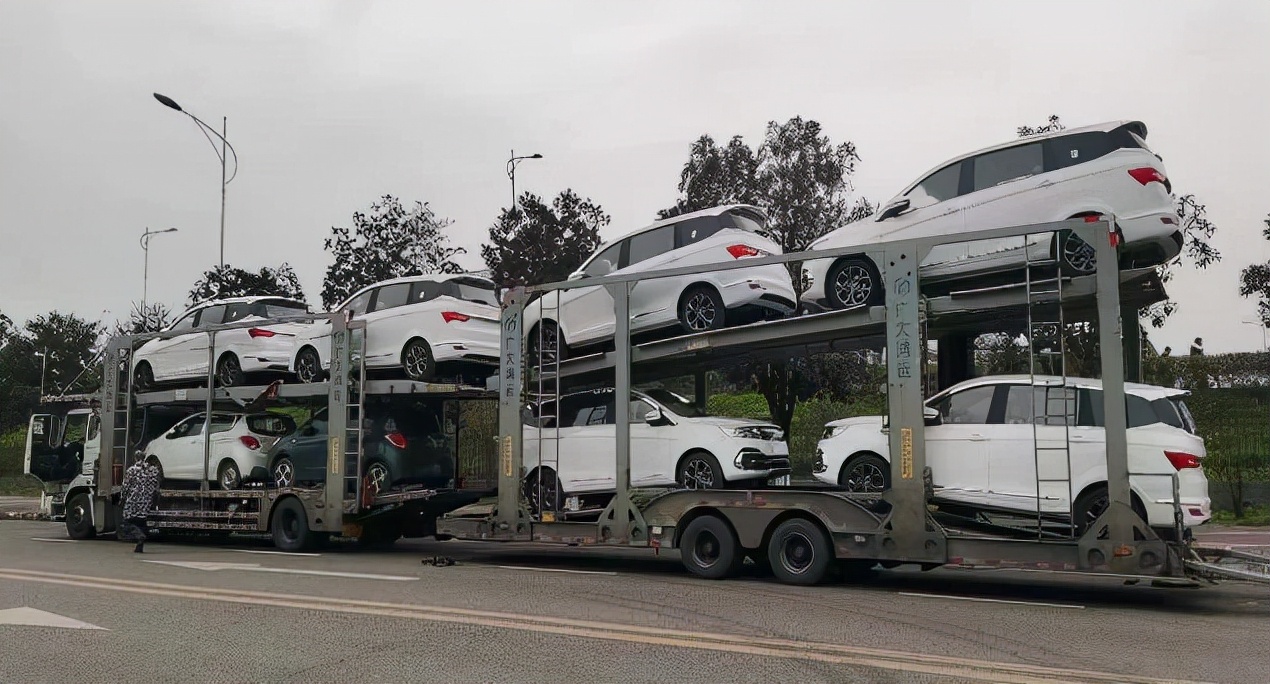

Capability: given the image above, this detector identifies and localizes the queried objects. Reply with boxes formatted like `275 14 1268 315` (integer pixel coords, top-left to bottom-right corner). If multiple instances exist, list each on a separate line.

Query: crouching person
120 451 161 553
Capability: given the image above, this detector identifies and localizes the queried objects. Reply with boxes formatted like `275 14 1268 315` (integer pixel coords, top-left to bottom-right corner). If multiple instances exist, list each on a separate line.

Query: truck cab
25 408 100 485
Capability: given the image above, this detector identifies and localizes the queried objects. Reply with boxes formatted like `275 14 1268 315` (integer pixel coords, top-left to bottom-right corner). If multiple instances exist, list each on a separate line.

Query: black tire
837 453 890 494
294 347 323 384
527 321 567 368
271 498 313 552
217 459 241 491
272 456 296 488
134 362 155 392
145 455 165 485
1073 484 1147 536
826 257 883 310
1055 229 1098 277
767 517 834 586
678 285 726 333
216 353 245 387
65 492 95 540
402 338 436 382
365 461 392 496
677 451 724 490
523 467 562 515
679 515 743 580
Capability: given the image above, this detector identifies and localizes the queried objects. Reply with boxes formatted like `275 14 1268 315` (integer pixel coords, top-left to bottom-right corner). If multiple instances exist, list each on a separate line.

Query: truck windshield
642 389 707 418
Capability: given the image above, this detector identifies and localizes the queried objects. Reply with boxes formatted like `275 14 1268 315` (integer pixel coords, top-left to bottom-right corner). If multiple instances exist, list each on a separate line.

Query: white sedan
133 297 311 389
144 412 296 490
524 205 797 364
522 388 790 510
291 274 501 383
802 120 1179 310
812 375 1211 532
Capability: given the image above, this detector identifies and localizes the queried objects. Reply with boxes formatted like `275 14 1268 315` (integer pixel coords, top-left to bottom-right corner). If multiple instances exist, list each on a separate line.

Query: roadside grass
0 476 41 497
0 427 39 495
1211 505 1270 527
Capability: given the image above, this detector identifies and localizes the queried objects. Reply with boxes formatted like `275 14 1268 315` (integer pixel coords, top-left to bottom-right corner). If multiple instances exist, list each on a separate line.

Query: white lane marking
30 538 77 543
0 607 106 630
232 549 321 557
142 560 416 581
497 565 617 576
898 592 1084 610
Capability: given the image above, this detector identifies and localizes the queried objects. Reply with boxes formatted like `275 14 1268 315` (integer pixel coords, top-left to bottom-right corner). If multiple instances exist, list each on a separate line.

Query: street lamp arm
183 111 239 185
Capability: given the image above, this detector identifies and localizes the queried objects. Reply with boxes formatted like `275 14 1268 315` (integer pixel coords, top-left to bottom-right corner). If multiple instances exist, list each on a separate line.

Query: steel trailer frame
439 217 1198 582
48 309 499 547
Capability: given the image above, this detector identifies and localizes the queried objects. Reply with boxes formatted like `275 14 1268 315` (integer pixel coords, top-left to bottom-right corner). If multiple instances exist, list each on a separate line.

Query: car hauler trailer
26 312 500 550
438 217 1270 587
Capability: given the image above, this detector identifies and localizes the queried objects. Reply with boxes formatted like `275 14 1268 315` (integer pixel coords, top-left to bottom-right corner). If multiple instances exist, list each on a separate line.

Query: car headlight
822 425 846 439
725 426 765 440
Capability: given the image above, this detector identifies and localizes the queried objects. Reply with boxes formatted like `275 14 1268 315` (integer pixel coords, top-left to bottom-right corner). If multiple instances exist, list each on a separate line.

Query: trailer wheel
767 518 833 586
271 498 314 552
680 515 742 579
65 493 95 540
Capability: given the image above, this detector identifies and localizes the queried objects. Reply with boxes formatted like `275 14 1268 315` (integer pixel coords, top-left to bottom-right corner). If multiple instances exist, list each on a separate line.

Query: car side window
372 283 411 312
938 386 996 424
222 303 251 324
343 290 373 317
169 311 198 332
971 142 1044 192
1045 132 1112 172
209 415 237 435
196 305 227 328
628 398 655 423
674 217 723 248
410 281 443 304
625 225 675 267
1003 385 1075 425
582 244 622 278
170 416 205 438
1126 395 1161 428
904 162 961 209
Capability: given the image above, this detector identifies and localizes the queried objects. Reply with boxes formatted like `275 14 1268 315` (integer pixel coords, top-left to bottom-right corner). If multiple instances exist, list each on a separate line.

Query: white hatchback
802 120 1179 310
523 205 797 363
522 388 790 508
133 297 311 390
812 375 1211 532
143 412 296 490
291 274 501 383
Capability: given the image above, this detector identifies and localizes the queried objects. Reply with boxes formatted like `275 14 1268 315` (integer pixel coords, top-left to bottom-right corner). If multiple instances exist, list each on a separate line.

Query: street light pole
34 350 46 398
153 93 238 269
140 227 179 314
506 150 543 215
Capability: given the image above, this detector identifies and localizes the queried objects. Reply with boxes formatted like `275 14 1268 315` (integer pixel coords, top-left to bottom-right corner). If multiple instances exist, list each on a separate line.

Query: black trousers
121 517 149 543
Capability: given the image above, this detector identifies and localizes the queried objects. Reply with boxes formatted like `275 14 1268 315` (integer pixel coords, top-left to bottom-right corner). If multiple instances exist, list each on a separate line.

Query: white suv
291 274 501 383
524 205 796 363
802 120 1179 310
133 297 310 390
522 388 790 508
812 375 1211 532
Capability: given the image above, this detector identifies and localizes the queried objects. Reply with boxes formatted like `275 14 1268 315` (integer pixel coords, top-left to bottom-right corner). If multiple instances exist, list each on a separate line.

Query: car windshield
642 389 707 417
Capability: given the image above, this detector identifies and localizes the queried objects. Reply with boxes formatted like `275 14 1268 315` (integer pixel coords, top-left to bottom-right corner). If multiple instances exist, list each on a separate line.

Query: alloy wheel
844 461 886 493
217 356 243 386
1063 233 1098 273
683 458 716 489
296 350 320 384
833 264 874 308
273 460 294 488
404 342 432 381
683 292 718 331
366 463 390 495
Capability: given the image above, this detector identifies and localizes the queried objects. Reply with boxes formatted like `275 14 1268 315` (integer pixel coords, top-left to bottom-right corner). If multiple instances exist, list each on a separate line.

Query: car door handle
968 433 987 441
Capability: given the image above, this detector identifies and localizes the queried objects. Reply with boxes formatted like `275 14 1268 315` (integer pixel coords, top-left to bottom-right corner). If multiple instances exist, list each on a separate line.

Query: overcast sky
1 1 1267 353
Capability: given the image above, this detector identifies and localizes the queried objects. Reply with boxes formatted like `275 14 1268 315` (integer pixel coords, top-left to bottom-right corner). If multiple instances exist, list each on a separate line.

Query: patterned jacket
121 460 161 520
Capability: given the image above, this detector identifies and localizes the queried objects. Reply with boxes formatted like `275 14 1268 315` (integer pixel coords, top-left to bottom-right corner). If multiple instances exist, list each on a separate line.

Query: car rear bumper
716 266 798 314
432 341 500 364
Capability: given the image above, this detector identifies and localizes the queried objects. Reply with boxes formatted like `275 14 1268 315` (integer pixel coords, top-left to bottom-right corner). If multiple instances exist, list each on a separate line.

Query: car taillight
239 435 261 450
247 328 276 338
1128 167 1167 187
441 311 470 323
385 432 408 450
726 244 762 259
1164 450 1202 470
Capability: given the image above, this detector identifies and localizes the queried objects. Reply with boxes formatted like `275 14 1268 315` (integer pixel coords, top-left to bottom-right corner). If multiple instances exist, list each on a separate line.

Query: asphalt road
1 520 1268 683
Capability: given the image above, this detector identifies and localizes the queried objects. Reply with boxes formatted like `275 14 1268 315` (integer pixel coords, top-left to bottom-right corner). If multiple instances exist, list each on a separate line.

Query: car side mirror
877 198 911 221
644 409 662 425
567 272 586 281
924 406 942 427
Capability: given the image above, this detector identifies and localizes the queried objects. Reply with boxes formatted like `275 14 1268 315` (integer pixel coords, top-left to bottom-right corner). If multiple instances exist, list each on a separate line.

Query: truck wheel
767 518 833 586
271 498 313 552
65 493 96 540
680 515 742 579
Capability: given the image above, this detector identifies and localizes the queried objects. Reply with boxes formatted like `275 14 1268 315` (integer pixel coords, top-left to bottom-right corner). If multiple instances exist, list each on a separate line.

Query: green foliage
322 195 464 308
112 302 172 337
482 190 608 290
1238 214 1270 326
188 264 306 307
708 392 886 475
0 427 39 495
1212 505 1270 526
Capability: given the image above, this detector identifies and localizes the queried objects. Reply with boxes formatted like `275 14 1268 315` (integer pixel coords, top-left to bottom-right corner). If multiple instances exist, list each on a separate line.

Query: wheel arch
676 448 720 477
1074 480 1148 519
836 450 890 486
672 505 744 550
676 281 723 311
